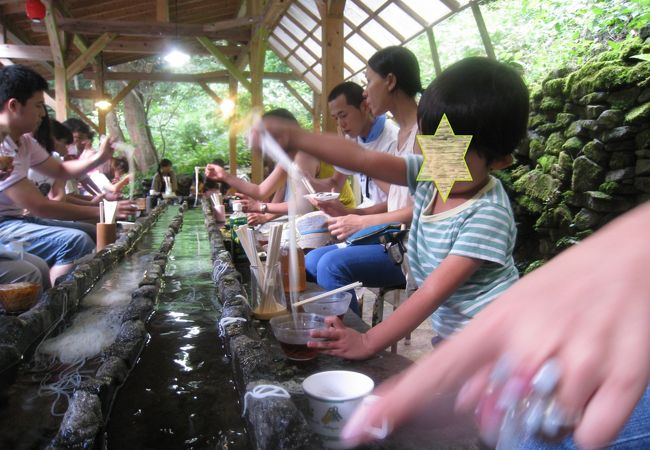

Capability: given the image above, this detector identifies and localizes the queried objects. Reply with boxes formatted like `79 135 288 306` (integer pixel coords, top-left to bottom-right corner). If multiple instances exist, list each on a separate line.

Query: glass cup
250 263 287 320
0 146 16 171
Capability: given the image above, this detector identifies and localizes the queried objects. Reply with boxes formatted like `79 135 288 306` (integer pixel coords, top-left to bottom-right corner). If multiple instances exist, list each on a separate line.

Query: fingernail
532 359 561 396
496 407 520 450
496 377 526 411
523 396 547 435
541 400 567 437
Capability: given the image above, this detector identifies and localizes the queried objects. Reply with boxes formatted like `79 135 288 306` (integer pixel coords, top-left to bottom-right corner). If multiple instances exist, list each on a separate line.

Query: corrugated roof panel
287 4 318 31
274 27 299 50
302 0 320 20
378 4 424 38
304 71 320 88
347 34 378 60
399 0 453 25
281 17 307 42
344 47 365 74
268 36 288 57
364 19 402 46
304 37 320 56
295 46 316 68
345 1 369 27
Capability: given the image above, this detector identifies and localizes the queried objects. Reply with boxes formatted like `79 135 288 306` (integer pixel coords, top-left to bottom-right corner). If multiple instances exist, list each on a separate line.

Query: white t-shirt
387 124 418 212
28 151 62 195
0 135 50 216
335 117 398 207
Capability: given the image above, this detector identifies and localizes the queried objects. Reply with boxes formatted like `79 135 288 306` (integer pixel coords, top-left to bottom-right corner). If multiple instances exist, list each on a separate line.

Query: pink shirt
0 135 50 216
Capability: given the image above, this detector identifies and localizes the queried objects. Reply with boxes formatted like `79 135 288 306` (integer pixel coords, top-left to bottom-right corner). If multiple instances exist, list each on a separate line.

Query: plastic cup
269 313 325 361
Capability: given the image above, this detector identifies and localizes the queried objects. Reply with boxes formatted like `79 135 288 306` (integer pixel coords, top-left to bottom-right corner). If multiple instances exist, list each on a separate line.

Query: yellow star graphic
416 114 473 202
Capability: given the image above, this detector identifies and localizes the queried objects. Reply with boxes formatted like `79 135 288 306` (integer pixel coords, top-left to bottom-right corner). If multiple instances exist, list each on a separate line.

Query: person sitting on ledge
151 158 178 196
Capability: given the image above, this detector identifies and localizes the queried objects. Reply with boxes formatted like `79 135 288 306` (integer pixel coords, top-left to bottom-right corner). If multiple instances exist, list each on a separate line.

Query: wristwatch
260 203 268 213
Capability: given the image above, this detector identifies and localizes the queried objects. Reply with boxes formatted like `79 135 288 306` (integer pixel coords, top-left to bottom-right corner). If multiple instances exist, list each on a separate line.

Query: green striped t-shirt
405 154 519 338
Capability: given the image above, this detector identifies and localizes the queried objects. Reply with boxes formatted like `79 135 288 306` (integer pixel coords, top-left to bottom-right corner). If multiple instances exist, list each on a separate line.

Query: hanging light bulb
25 0 46 23
220 98 236 119
95 99 112 110
164 47 190 67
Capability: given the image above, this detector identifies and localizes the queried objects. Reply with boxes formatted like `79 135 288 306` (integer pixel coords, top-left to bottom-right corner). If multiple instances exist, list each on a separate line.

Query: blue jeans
517 384 650 449
0 217 95 266
305 244 406 315
35 218 97 242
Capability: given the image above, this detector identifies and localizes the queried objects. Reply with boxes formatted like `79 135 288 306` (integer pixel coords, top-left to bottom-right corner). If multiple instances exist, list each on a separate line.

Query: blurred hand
339 203 650 449
238 193 261 212
116 200 138 219
247 212 270 226
310 198 351 217
96 136 116 163
309 316 373 360
205 164 226 181
328 215 366 240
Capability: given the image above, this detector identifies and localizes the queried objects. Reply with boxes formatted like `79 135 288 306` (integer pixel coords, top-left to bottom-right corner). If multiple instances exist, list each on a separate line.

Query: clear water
104 208 249 449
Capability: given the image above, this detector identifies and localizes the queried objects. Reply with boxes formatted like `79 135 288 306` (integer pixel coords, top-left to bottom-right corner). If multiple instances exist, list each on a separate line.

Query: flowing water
104 207 249 449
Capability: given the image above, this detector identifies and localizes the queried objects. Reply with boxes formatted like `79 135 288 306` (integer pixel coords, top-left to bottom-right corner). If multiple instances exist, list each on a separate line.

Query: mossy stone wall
500 35 650 272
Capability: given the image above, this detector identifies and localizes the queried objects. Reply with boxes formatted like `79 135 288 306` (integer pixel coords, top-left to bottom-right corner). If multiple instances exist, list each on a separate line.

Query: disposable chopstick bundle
292 281 363 307
103 201 118 224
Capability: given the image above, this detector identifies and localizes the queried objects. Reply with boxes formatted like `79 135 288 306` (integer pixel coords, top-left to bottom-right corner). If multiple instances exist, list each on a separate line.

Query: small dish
304 192 340 202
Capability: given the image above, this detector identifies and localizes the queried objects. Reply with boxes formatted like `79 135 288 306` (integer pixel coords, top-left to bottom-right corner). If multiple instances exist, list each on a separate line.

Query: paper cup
302 371 374 448
96 223 117 251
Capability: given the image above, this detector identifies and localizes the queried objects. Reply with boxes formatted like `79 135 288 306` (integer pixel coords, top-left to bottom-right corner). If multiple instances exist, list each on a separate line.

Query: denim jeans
0 217 95 266
517 384 650 449
305 244 406 315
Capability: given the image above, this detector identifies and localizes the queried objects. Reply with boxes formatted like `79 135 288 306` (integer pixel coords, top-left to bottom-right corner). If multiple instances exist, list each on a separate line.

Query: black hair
112 157 129 174
263 108 298 124
327 82 365 109
51 119 73 145
62 117 94 141
33 107 54 154
417 57 529 164
367 46 422 98
159 158 172 168
211 158 226 166
0 65 48 111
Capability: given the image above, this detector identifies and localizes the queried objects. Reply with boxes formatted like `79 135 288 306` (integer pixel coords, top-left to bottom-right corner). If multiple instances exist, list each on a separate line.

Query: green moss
523 259 546 275
529 114 546 129
562 137 584 157
539 96 564 112
513 169 561 203
561 190 575 202
598 181 619 195
517 195 544 214
625 102 650 125
531 87 544 102
510 164 530 180
555 113 576 128
543 77 567 96
558 151 573 171
570 62 650 99
556 236 580 249
536 155 557 173
545 132 565 155
529 139 545 161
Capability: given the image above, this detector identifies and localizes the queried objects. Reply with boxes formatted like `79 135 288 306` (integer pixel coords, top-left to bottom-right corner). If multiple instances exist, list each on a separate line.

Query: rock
601 126 639 143
513 169 561 203
544 132 565 155
582 140 609 165
558 151 573 171
53 390 102 448
573 208 602 230
637 159 650 176
116 320 146 343
609 152 636 170
540 96 564 112
572 156 605 192
607 87 641 109
562 137 584 156
586 105 606 119
96 357 129 384
565 120 596 138
625 102 650 125
555 112 576 128
529 113 546 129
604 139 636 152
596 109 624 129
543 77 567 96
641 23 650 40
606 167 635 181
584 191 635 213
579 92 608 105
121 297 155 322
639 87 650 103
637 129 650 149
636 149 650 159
529 139 545 160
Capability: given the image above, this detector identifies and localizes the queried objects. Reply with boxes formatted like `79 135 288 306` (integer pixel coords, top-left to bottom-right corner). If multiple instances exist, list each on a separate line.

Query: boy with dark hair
0 64 133 284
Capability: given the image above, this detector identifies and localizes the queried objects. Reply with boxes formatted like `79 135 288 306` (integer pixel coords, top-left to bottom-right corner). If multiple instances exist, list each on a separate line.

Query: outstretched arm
206 164 287 200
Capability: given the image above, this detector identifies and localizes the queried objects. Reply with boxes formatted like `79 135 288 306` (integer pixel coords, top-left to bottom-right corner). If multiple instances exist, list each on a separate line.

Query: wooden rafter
34 16 256 40
426 28 442 76
102 40 240 56
471 1 496 60
67 33 117 80
197 36 252 91
156 0 170 22
391 0 428 27
84 69 298 83
198 81 223 104
0 44 51 60
351 0 404 41
109 80 140 109
67 101 99 133
440 0 461 12
281 80 311 113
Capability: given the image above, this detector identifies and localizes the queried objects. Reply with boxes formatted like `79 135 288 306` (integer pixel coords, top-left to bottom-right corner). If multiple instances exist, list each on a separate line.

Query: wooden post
318 0 345 133
426 28 442 76
95 58 106 135
228 77 238 177
470 1 496 60
249 0 266 183
45 2 67 120
312 90 321 132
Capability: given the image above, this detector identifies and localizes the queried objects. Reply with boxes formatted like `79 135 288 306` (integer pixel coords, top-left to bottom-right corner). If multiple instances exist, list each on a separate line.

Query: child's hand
327 215 365 240
205 164 226 181
247 212 269 226
308 316 374 360
96 136 116 163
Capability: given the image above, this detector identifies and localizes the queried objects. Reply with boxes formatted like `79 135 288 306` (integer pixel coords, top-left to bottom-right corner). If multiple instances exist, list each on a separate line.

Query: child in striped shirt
265 57 529 359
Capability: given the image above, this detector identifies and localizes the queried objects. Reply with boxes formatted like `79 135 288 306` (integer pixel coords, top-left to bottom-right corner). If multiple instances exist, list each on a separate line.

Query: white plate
304 192 340 202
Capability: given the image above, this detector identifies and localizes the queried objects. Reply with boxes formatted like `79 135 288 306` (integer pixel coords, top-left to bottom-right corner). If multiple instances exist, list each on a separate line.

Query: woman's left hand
328 215 365 240
309 316 374 360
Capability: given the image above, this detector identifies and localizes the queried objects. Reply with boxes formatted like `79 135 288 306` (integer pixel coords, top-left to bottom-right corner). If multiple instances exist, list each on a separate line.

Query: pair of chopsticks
292 281 363 308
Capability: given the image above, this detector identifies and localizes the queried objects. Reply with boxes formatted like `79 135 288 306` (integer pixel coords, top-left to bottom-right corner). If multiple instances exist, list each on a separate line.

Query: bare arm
327 205 413 241
308 170 348 193
206 164 287 200
310 254 483 359
5 178 99 220
32 137 114 180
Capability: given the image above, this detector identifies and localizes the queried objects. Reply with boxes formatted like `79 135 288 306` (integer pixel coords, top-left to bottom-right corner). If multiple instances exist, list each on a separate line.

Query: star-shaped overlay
416 114 473 202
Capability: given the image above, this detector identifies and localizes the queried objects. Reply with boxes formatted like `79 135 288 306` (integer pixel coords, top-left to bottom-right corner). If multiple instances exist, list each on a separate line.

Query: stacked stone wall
502 32 650 271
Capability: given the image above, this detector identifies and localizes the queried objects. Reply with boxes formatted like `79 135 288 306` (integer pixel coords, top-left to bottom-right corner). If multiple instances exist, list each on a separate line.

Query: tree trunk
106 110 125 142
123 89 158 171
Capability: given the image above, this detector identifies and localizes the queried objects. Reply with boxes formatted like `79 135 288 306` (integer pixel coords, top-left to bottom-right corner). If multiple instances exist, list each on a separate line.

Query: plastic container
269 313 325 361
250 263 286 320
300 291 352 319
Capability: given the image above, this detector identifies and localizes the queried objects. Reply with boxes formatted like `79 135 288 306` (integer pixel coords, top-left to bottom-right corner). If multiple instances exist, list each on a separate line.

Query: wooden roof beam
198 81 223 104
84 69 298 83
38 16 257 40
281 80 311 113
156 0 169 22
0 44 51 60
67 33 117 80
197 36 252 91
